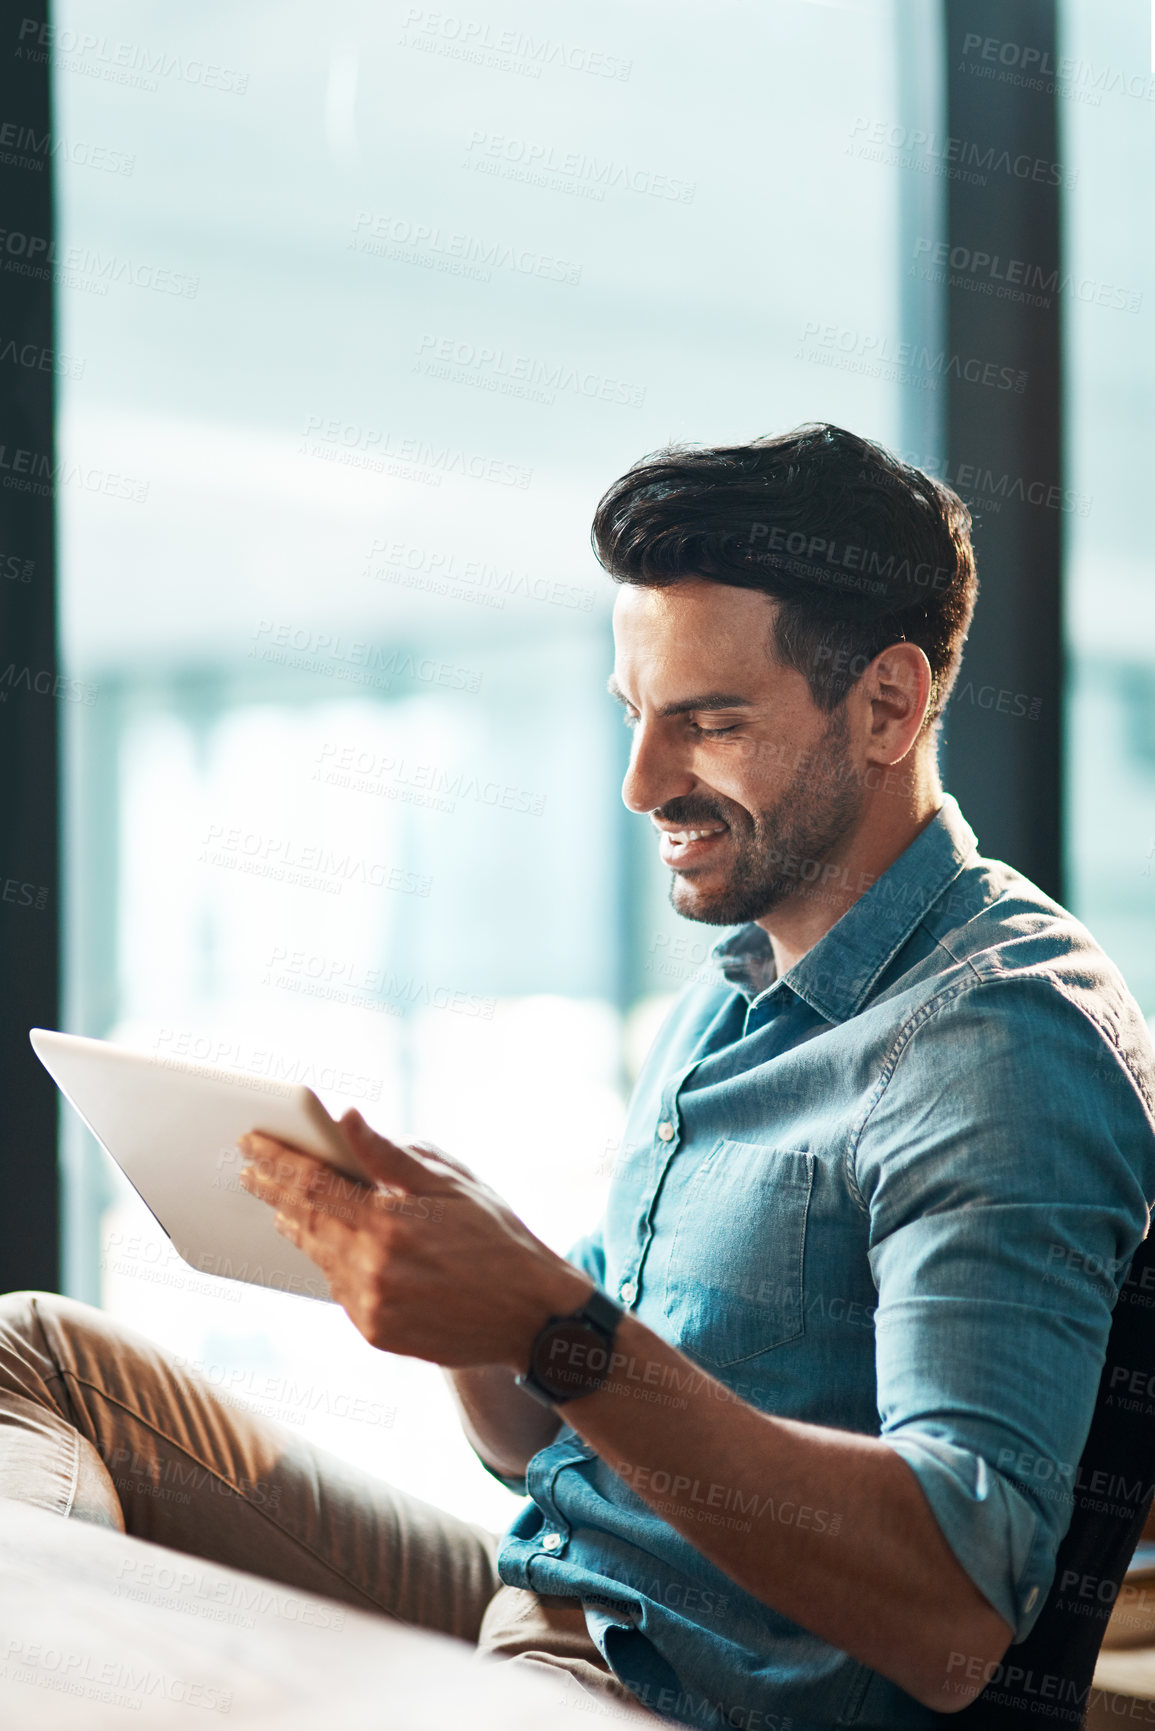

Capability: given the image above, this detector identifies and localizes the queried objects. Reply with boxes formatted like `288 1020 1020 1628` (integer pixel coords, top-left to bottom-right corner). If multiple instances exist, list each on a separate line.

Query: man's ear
860 642 933 764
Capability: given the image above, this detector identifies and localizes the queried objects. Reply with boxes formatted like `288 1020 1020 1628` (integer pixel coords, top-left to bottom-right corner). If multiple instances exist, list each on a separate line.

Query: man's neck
758 774 944 976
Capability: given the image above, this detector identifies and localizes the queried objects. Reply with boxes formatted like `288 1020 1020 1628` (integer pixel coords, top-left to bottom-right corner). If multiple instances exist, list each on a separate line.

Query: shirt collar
710 795 979 1022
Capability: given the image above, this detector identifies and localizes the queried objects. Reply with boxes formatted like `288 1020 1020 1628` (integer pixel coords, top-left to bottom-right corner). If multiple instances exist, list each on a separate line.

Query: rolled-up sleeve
854 974 1155 1639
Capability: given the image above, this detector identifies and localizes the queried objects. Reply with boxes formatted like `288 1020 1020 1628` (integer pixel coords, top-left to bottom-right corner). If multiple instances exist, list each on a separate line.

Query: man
3 423 1153 1731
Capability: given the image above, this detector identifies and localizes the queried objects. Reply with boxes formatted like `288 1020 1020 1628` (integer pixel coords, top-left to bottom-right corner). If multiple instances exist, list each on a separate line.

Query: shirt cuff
474 1451 529 1499
884 1431 1050 1641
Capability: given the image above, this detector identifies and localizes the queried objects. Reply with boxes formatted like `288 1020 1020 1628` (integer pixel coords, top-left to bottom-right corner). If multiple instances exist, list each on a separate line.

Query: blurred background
0 0 1150 1529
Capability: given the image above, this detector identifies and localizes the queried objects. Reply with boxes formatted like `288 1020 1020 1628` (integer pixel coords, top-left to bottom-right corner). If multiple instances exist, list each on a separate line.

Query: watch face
532 1320 610 1399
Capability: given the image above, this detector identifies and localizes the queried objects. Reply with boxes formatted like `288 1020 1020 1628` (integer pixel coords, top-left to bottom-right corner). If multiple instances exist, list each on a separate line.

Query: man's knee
0 1288 58 1334
0 1288 94 1338
0 1289 121 1380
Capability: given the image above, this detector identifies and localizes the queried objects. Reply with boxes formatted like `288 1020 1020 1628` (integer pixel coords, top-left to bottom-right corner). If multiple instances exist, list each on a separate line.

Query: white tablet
31 1028 375 1303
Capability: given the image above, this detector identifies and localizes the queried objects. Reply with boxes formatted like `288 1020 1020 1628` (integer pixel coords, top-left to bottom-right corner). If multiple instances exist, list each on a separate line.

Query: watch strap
515 1286 624 1407
576 1286 625 1338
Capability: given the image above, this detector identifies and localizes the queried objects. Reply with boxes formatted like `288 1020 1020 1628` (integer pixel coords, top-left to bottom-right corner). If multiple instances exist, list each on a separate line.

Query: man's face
610 579 865 926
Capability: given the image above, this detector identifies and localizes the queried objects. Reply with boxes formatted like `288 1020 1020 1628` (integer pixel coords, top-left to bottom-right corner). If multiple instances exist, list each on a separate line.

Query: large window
55 0 932 1524
1061 0 1155 1014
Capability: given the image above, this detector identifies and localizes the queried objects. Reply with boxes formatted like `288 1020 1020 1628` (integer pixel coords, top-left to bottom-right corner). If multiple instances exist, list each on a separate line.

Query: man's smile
652 819 731 869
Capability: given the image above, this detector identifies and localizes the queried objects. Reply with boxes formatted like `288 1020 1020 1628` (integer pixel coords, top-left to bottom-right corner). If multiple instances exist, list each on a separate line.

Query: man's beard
661 706 865 927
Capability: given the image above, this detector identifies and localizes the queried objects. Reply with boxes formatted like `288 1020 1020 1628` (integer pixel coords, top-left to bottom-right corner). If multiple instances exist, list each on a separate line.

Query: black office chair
934 1224 1155 1728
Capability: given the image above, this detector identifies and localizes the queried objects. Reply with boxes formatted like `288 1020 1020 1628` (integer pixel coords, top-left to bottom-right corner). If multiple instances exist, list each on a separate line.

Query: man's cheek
730 735 789 775
728 734 760 764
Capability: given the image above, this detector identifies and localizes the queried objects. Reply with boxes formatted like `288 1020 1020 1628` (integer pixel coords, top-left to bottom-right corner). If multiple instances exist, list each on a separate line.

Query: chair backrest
933 1226 1155 1728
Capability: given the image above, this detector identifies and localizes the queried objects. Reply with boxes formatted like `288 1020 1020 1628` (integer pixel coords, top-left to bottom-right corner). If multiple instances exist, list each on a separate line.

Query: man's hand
239 1114 1011 1707
237 1112 590 1368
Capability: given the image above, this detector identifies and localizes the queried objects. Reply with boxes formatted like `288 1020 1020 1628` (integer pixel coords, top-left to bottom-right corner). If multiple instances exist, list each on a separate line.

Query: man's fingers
239 1137 358 1220
406 1139 476 1180
339 1110 450 1194
239 1133 321 1184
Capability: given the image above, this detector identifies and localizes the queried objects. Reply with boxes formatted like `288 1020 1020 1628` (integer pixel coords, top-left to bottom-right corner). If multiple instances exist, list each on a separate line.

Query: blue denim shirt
494 796 1155 1730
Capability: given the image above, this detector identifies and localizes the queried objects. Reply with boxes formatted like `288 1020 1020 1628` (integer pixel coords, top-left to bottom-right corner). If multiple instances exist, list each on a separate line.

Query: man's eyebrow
658 693 753 718
606 678 753 718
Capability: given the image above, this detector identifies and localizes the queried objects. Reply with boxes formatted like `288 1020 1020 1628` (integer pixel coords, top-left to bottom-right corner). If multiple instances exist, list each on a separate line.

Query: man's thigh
0 1290 500 1641
479 1585 659 1719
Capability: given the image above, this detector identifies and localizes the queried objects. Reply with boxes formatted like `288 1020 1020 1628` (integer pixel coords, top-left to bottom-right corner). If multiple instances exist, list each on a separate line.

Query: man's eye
689 721 740 737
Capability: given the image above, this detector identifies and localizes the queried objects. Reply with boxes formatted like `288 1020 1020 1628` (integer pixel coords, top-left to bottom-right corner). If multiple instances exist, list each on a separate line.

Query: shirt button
656 1120 675 1142
1024 1586 1039 1612
540 1532 563 1552
619 1279 637 1305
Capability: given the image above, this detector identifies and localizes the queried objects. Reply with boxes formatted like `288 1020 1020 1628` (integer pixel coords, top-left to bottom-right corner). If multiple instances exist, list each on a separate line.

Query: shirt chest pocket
661 1140 814 1369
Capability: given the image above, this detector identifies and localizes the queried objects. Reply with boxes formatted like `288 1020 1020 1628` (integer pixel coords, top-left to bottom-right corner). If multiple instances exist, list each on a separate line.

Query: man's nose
620 720 695 814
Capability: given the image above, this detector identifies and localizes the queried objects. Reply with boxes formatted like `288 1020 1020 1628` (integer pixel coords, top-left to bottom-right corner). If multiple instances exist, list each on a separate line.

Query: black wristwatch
515 1288 624 1408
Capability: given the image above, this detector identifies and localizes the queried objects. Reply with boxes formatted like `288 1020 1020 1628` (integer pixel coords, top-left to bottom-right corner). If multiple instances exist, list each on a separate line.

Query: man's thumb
339 1110 440 1193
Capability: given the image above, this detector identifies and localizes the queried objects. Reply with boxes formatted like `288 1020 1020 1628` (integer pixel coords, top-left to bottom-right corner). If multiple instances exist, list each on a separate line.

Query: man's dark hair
591 422 978 726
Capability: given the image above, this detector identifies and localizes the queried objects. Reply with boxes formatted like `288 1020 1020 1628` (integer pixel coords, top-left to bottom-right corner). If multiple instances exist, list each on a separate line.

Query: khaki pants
0 1290 652 1717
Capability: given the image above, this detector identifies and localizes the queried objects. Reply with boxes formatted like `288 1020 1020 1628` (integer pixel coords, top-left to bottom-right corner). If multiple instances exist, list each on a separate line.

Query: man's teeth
670 828 725 844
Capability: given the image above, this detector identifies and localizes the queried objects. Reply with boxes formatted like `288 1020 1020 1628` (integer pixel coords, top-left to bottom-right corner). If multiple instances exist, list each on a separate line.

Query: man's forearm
443 1363 561 1482
240 1122 1006 1708
558 1312 1011 1714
